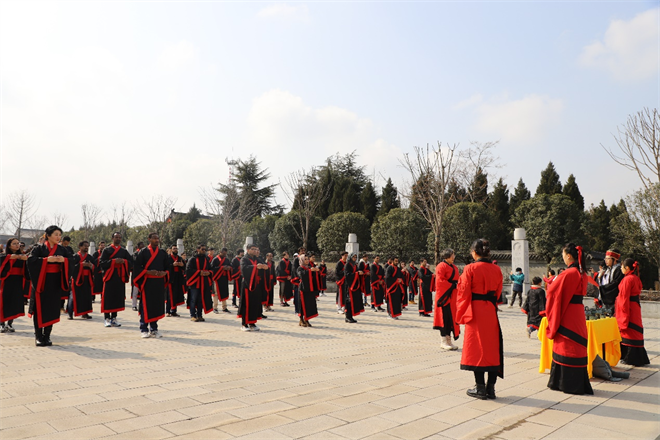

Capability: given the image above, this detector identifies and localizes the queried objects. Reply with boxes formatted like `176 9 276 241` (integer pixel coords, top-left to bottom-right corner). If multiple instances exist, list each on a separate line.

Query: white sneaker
111 318 121 327
337 308 344 314
440 335 453 351
104 319 112 327
250 325 260 332
150 330 162 338
141 331 151 338
241 325 251 332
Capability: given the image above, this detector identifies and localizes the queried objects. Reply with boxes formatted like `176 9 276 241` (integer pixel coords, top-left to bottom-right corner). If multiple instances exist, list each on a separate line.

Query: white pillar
345 233 359 256
126 240 134 255
89 242 96 255
244 236 253 252
511 228 530 294
177 238 184 256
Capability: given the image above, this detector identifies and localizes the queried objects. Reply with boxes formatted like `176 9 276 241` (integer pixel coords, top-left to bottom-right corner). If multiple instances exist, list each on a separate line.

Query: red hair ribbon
575 246 583 271
633 261 639 275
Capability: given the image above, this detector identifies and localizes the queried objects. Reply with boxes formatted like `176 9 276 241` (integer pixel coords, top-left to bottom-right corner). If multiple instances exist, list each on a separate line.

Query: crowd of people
0 225 650 400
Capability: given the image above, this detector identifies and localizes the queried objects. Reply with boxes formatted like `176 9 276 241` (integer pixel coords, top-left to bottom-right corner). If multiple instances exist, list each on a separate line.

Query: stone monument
177 238 184 256
89 242 96 256
244 236 253 252
127 240 134 255
345 233 359 257
511 228 530 294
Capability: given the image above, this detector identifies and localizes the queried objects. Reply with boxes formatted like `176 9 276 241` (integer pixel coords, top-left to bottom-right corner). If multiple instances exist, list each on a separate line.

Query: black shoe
67 315 74 320
132 307 138 311
283 303 290 307
35 338 47 347
222 308 230 313
261 315 268 319
466 384 487 400
345 318 357 323
486 384 496 399
83 314 92 319
45 338 52 346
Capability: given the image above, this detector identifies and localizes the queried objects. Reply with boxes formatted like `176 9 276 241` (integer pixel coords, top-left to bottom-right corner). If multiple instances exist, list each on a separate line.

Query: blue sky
1 1 658 230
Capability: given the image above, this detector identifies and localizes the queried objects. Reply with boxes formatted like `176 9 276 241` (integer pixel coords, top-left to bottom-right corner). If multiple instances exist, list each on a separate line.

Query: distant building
0 228 43 246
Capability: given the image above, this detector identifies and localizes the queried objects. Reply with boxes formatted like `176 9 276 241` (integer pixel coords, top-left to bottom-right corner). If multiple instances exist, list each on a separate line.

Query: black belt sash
470 291 504 378
557 325 588 347
569 295 583 304
621 337 644 347
628 322 644 335
471 291 497 305
630 296 640 304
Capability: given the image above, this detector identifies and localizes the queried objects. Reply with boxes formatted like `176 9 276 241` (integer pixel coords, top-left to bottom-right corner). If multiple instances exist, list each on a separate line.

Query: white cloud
257 4 310 22
453 93 483 110
580 7 659 81
158 40 199 70
460 93 563 144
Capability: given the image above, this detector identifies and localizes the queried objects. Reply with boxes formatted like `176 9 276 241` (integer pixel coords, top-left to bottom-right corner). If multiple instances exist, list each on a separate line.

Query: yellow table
538 316 621 378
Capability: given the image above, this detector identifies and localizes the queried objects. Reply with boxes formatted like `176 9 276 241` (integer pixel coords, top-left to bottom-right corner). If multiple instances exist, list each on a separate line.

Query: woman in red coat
616 258 649 366
545 243 593 395
433 248 460 351
455 239 503 400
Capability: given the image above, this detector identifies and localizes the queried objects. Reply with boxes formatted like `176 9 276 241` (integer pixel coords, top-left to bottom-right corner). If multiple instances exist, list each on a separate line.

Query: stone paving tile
232 428 295 440
0 422 57 440
30 424 117 440
77 396 153 415
387 418 452 440
49 408 135 431
104 410 189 434
525 408 581 427
439 419 502 440
219 414 295 437
161 412 241 436
227 400 296 420
271 414 346 438
99 426 175 440
25 394 107 413
278 402 345 421
328 416 398 439
0 404 33 417
542 422 631 439
329 402 389 423
0 406 84 429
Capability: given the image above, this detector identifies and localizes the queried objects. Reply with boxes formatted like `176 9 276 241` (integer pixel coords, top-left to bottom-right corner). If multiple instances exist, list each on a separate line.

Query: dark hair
5 238 19 254
558 268 564 274
532 276 542 285
78 240 89 248
471 238 491 258
171 245 178 249
441 248 455 260
548 269 555 276
340 251 348 256
515 267 522 272
99 241 106 245
622 258 638 274
221 247 227 252
112 231 121 238
45 225 63 237
599 260 606 267
562 243 586 273
197 244 206 250
148 232 158 239
236 248 243 254
248 244 258 250
62 236 71 242
137 242 144 247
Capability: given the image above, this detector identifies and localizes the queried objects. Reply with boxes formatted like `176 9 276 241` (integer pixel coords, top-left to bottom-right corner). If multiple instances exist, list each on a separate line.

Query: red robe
455 259 503 376
545 265 589 368
615 272 644 347
433 261 460 338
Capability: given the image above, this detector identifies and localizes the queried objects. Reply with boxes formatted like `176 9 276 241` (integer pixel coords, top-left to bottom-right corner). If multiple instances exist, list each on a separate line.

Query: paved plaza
1 291 658 440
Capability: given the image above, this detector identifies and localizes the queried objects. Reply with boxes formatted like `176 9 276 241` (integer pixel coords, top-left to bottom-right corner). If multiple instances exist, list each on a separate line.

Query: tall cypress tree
536 162 563 196
488 178 510 249
360 181 379 224
585 200 611 251
562 174 584 211
379 178 400 217
510 178 531 217
469 167 489 204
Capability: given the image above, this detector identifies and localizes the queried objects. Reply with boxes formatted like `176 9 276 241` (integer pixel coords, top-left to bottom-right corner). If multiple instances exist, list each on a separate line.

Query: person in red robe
545 243 593 395
456 239 503 399
434 249 460 351
616 258 650 366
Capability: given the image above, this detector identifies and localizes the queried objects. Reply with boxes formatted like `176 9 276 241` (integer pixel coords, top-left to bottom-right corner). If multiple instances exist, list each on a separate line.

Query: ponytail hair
562 243 586 273
471 238 491 258
622 258 639 275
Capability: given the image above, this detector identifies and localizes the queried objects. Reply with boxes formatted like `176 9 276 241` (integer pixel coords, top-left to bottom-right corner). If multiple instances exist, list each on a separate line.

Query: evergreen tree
318 152 368 216
535 162 563 196
562 174 584 211
509 178 531 221
584 200 611 252
185 204 202 223
468 167 489 204
360 181 379 224
379 178 400 217
224 155 281 219
445 178 467 204
488 178 510 249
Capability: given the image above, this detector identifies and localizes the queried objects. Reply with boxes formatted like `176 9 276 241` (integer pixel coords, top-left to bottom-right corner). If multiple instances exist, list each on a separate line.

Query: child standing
509 267 525 307
522 276 546 338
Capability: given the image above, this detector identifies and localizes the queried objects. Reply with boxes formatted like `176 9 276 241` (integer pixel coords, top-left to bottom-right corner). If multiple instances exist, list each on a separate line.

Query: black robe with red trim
185 254 214 315
231 256 242 299
358 260 371 296
456 259 503 377
599 265 623 308
401 267 410 307
615 272 649 366
385 264 404 317
91 250 105 295
370 263 385 307
70 252 95 316
406 265 419 297
545 264 593 394
256 256 268 305
133 246 171 323
309 261 321 298
522 286 546 329
264 260 276 305
168 254 186 307
211 256 231 301
276 258 293 301
335 260 347 308
433 261 460 338
319 264 327 291
27 243 72 328
0 255 29 322
296 266 319 321
417 266 433 314
344 260 365 316
100 245 133 313
238 255 262 325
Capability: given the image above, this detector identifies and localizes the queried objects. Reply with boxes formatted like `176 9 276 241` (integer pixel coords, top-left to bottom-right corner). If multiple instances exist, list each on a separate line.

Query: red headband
633 261 639 275
576 246 583 271
606 250 620 260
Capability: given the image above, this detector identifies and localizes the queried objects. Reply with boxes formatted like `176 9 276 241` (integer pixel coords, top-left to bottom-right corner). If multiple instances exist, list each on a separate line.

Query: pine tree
488 178 510 249
379 178 400 217
585 200 611 252
468 167 489 204
509 178 531 218
536 162 563 196
221 155 281 219
562 174 584 211
360 181 379 224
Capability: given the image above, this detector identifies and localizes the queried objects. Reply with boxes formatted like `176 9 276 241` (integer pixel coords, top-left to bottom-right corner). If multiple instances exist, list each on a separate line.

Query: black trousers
474 371 497 385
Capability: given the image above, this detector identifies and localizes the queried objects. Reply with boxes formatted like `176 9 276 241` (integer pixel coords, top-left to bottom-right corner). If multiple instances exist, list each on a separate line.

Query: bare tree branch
81 203 103 240
135 195 177 237
52 212 69 231
4 190 38 241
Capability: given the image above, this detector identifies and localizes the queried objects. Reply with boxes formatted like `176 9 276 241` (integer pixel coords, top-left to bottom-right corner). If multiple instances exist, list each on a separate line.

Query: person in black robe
417 259 433 317
133 233 172 338
231 249 244 307
358 254 371 306
522 276 546 337
255 249 268 319
68 240 94 320
166 245 186 317
344 253 365 323
599 249 623 309
369 256 386 312
211 247 232 314
385 257 405 319
27 226 72 346
406 261 418 304
318 260 328 296
296 254 319 327
100 232 133 327
238 245 267 331
130 242 144 312
0 238 29 332
309 254 321 298
186 244 214 322
60 236 74 314
91 241 106 301
335 252 348 313
262 253 276 311
276 252 293 306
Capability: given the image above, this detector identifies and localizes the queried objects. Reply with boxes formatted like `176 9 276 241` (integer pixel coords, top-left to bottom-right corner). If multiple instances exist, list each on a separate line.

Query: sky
1 1 658 231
